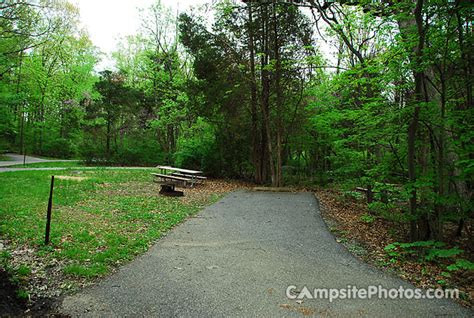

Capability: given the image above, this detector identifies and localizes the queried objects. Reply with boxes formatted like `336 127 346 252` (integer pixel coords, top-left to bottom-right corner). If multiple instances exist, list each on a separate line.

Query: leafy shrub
360 213 376 224
447 259 474 272
174 118 219 174
425 247 463 261
0 104 16 151
43 138 78 158
16 265 31 277
368 201 409 223
79 139 106 164
112 140 164 166
16 289 29 300
112 147 141 166
384 241 464 265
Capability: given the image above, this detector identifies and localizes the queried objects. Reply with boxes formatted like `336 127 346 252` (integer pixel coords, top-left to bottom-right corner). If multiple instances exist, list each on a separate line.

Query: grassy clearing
8 161 85 168
0 169 235 300
0 155 10 161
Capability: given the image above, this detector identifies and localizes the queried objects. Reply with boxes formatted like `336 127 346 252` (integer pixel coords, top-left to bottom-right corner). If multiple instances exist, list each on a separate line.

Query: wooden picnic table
155 165 205 187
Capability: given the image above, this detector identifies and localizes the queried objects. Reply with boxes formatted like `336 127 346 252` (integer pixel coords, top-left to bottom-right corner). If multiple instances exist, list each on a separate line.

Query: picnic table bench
151 173 192 189
171 172 207 183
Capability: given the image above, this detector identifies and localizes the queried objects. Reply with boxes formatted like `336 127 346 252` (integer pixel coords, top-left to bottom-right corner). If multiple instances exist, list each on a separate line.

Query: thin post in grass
45 176 55 245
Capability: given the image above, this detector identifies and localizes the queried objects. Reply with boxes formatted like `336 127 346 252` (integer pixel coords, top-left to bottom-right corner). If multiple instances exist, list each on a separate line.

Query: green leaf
447 259 474 272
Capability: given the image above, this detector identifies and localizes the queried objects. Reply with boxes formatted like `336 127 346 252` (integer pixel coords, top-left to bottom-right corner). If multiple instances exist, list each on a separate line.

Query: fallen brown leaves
180 179 253 205
316 189 396 257
279 303 316 316
315 188 474 308
1 239 83 310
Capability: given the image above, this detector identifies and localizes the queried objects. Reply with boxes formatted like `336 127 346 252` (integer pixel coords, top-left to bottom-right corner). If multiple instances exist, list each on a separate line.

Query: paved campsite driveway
60 191 471 317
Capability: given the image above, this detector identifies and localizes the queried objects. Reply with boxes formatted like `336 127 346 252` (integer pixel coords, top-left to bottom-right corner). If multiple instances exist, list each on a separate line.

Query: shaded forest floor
316 188 474 308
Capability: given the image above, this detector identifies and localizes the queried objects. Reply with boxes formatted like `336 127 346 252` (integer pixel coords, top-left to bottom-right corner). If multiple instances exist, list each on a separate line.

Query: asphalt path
0 153 154 172
60 191 471 317
0 153 77 167
0 166 154 173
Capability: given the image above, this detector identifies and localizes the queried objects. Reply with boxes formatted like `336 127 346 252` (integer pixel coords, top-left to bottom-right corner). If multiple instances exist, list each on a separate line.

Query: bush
43 138 77 158
360 213 376 224
384 241 464 264
112 140 164 166
368 201 409 223
80 134 165 166
174 118 219 174
79 139 106 164
447 259 474 271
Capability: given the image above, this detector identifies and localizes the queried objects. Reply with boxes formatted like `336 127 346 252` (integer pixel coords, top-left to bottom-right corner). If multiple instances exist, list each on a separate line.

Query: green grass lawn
0 169 222 294
8 161 85 168
0 155 10 161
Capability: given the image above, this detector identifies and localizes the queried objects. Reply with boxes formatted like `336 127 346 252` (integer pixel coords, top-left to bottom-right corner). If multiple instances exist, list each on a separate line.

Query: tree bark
260 4 275 185
273 3 283 187
247 2 262 184
397 0 426 241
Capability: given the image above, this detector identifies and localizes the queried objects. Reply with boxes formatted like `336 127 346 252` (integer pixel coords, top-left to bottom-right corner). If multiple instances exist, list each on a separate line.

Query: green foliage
0 0 472 251
111 140 164 166
367 201 409 223
79 140 105 165
360 214 375 224
446 259 474 272
174 118 218 174
424 248 463 262
16 289 29 300
0 103 16 151
0 1 98 157
440 271 451 278
63 264 107 278
16 265 31 277
384 241 465 265
43 138 78 159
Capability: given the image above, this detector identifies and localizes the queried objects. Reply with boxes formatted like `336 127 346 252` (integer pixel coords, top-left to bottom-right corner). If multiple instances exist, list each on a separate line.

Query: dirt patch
180 179 253 204
100 179 253 202
56 176 88 181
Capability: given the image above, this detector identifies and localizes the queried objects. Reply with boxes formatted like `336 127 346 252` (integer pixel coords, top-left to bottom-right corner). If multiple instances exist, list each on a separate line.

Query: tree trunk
397 0 426 241
260 4 275 185
106 113 111 161
247 3 262 184
38 94 45 155
431 69 446 240
273 3 283 187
